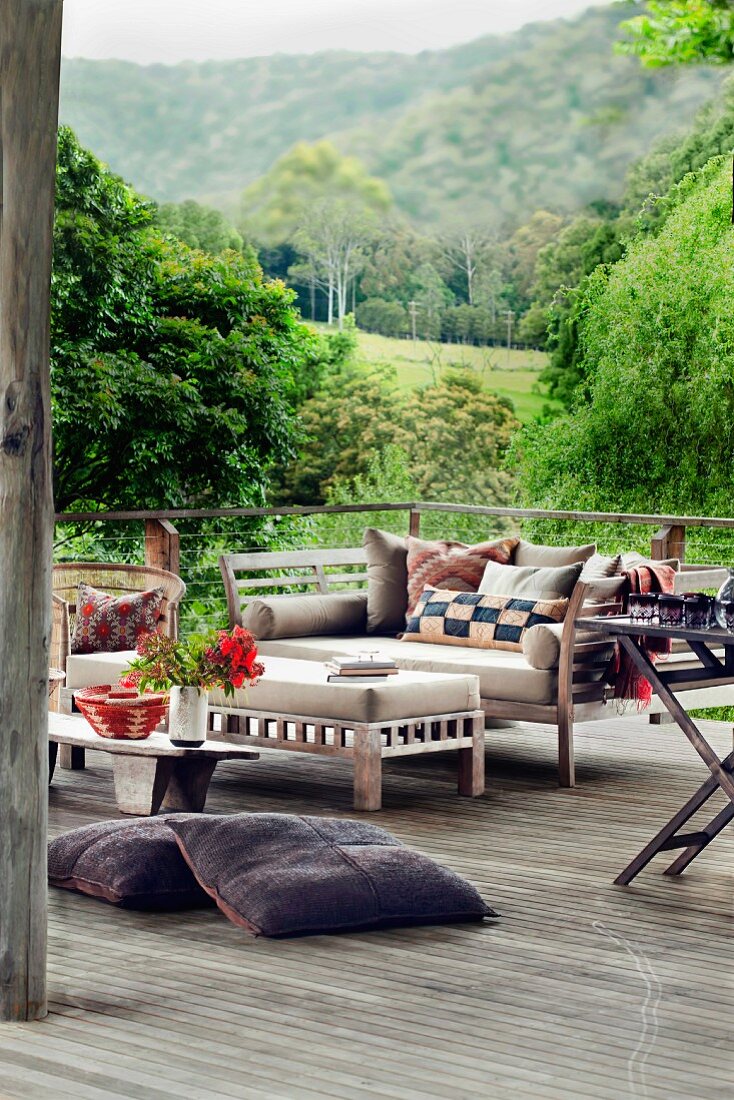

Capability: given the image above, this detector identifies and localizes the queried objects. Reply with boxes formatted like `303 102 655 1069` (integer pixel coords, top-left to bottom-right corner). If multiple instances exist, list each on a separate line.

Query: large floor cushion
48 818 212 910
252 637 559 706
167 813 494 937
209 654 480 723
65 649 137 690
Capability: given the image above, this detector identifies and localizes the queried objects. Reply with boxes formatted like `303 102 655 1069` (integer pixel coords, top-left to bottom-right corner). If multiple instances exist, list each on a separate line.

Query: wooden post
144 517 180 576
0 0 63 1021
408 508 421 537
650 524 686 563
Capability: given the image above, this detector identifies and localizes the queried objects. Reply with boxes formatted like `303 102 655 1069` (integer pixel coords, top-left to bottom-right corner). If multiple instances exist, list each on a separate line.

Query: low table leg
161 758 218 813
457 718 485 798
353 728 382 812
48 741 58 786
58 744 85 771
112 755 175 816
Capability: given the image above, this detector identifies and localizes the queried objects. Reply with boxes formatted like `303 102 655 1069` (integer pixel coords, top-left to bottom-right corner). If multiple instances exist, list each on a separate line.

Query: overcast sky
62 0 598 63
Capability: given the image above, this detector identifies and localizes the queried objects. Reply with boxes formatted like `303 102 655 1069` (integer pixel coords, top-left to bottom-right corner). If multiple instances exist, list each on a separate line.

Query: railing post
650 525 686 563
408 507 421 538
145 517 181 576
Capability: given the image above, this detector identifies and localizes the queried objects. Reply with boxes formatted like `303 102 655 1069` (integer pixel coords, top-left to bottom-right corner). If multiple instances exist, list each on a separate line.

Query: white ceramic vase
168 685 208 747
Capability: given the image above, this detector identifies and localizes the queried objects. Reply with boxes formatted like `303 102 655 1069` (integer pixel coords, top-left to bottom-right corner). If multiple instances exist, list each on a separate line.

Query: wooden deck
1 715 732 1100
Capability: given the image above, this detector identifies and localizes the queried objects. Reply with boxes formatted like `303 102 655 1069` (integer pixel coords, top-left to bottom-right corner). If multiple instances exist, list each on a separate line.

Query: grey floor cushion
167 813 495 937
48 818 214 910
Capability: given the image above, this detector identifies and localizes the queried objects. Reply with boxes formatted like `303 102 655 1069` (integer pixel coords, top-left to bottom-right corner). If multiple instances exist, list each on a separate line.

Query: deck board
1 716 733 1099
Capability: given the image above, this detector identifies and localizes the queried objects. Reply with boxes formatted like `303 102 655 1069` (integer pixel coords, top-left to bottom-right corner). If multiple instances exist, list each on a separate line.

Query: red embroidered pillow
406 535 518 615
70 581 165 655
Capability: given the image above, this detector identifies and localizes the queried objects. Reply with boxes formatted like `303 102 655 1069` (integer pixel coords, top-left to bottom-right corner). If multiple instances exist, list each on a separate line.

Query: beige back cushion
479 560 582 600
363 528 408 635
242 593 367 641
513 539 596 567
580 553 622 579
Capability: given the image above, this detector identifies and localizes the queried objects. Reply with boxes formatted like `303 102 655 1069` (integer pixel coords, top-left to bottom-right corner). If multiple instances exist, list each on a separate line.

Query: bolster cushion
241 592 368 640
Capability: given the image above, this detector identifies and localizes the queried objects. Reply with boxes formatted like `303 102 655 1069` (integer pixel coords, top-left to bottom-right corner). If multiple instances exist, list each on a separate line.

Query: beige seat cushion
65 650 137 690
252 638 560 706
209 654 480 724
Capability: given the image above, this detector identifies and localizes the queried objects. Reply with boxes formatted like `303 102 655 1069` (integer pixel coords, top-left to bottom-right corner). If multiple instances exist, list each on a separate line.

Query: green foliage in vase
513 156 734 528
52 128 318 513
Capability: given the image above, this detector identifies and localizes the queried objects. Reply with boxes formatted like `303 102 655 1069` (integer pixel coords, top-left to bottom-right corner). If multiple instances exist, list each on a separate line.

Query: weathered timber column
0 0 63 1022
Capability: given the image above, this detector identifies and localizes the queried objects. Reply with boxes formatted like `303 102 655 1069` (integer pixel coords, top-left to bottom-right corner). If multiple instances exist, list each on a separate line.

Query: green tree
397 370 518 505
52 128 314 512
514 156 734 524
241 140 391 248
155 199 244 253
275 359 403 504
617 1 734 66
357 298 409 337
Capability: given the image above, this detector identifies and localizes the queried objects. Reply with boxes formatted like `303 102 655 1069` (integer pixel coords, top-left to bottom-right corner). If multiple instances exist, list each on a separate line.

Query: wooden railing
53 501 734 577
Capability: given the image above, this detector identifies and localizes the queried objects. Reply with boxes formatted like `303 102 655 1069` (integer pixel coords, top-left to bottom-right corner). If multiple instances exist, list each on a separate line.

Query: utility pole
408 300 419 342
505 309 515 363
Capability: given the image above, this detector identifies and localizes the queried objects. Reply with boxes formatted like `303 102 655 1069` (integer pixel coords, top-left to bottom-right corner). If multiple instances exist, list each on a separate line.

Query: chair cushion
513 539 596 567
242 592 367 640
70 581 164 655
403 587 568 654
167 814 494 937
406 535 518 614
479 560 582 600
363 527 409 635
48 819 213 910
65 649 137 690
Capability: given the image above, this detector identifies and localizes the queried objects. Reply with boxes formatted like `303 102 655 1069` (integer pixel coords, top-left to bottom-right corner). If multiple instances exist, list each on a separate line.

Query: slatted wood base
209 705 486 811
1 715 732 1099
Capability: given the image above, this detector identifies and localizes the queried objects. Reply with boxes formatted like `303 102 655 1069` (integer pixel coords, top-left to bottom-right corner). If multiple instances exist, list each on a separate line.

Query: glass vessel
714 568 734 633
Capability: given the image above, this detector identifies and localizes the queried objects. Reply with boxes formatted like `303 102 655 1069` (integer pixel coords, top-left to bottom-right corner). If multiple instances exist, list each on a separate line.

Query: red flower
220 637 235 657
231 672 245 689
244 648 258 672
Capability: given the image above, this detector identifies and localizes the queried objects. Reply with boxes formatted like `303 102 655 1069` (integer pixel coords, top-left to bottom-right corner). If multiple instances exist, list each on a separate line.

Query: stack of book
326 655 398 683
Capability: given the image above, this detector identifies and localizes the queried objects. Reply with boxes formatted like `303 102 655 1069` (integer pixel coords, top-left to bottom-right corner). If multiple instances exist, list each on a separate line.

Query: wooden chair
51 562 186 676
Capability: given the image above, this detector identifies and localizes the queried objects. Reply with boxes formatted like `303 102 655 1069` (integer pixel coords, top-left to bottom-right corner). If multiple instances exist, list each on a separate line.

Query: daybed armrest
557 577 626 710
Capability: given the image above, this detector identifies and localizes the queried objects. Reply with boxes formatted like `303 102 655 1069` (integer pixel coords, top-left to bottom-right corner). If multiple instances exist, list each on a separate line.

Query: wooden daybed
220 547 731 787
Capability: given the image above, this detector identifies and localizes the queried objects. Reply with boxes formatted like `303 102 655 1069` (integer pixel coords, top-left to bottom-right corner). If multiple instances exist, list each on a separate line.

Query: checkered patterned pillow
402 586 568 652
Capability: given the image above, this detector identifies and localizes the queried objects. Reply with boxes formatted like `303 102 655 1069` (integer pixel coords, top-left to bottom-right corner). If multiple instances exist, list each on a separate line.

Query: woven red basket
74 685 169 740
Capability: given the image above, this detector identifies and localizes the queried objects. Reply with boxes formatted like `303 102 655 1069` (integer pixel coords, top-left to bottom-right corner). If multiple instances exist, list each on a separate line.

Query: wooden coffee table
48 712 258 816
207 657 485 812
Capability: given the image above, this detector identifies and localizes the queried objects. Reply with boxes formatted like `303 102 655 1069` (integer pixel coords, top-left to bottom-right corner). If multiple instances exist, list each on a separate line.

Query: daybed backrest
219 547 368 628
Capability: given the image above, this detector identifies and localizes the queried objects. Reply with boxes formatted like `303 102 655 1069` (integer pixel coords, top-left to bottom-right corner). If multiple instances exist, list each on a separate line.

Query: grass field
315 325 558 423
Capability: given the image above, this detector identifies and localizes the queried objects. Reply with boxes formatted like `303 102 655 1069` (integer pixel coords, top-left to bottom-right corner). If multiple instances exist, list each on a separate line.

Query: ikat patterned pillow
405 535 518 615
402 586 568 652
70 581 165 655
